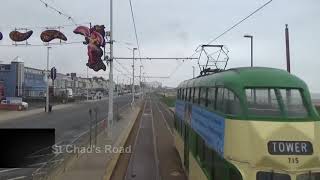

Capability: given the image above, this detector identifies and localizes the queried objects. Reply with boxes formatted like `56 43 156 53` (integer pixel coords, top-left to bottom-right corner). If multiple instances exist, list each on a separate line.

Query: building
0 61 115 99
24 67 46 97
0 61 24 97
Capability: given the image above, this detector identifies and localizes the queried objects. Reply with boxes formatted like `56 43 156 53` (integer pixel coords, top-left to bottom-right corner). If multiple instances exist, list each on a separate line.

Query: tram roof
177 67 308 90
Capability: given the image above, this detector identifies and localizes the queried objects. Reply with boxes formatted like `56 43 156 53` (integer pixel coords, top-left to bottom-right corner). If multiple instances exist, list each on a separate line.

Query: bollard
88 108 92 147
94 107 98 146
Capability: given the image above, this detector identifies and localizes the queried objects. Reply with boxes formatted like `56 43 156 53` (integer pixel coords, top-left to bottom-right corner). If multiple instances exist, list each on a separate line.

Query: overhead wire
187 0 273 73
128 0 142 65
205 0 272 45
39 0 77 25
0 41 84 47
114 59 132 74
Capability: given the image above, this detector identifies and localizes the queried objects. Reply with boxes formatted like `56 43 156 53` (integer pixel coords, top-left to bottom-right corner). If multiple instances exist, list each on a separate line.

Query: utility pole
46 47 51 113
285 24 291 73
108 0 114 134
132 48 137 105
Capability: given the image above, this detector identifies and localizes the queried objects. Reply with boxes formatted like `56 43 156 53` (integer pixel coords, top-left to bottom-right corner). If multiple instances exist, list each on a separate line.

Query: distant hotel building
0 61 115 99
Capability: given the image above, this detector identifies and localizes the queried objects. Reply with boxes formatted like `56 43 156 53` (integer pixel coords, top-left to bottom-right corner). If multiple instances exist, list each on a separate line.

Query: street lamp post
132 48 137 105
46 47 51 113
108 0 114 136
244 35 253 67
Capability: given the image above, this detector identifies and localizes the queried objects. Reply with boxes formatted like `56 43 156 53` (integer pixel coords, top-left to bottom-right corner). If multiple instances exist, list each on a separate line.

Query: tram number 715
288 157 299 164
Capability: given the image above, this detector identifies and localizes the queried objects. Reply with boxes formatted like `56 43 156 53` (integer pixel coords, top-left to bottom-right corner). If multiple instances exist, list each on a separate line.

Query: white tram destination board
268 141 313 155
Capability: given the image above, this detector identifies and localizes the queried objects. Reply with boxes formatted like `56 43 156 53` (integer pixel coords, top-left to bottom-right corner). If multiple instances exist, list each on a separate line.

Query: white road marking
28 159 64 167
0 168 20 173
155 102 174 136
150 100 161 180
7 176 27 180
125 101 147 179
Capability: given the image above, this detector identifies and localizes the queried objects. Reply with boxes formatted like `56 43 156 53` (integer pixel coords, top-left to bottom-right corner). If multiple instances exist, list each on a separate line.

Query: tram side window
200 88 208 107
181 89 184 101
189 88 193 102
194 88 200 104
192 88 195 103
208 88 216 111
185 88 188 101
216 88 225 113
224 89 242 116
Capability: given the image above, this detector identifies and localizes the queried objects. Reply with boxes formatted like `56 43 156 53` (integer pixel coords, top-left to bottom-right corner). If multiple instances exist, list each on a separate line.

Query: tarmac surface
0 95 132 180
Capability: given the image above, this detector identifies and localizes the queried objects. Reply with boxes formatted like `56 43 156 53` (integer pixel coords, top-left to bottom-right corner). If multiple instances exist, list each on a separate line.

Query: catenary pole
108 0 114 135
46 47 51 113
131 48 136 105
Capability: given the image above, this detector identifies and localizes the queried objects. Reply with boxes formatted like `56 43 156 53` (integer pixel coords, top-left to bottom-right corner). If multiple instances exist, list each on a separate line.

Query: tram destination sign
268 141 313 155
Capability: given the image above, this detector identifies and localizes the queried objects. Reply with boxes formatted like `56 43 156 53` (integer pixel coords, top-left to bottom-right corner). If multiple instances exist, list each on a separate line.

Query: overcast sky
0 0 320 92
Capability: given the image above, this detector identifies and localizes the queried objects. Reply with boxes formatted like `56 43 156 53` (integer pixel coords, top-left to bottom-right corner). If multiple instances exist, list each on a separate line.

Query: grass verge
160 95 176 108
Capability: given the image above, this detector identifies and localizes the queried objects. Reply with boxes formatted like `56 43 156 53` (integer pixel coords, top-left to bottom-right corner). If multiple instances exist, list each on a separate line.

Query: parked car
1 99 28 110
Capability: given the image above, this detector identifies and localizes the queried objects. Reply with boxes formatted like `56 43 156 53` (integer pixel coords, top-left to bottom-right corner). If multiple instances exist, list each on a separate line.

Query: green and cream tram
174 67 320 180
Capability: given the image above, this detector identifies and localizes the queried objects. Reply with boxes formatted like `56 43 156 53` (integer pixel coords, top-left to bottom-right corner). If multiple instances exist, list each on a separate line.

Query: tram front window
246 88 281 117
256 171 291 180
297 172 320 180
246 88 308 118
279 89 308 118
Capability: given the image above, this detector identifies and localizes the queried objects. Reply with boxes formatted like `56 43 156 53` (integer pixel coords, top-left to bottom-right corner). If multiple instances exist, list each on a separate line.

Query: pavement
0 94 133 180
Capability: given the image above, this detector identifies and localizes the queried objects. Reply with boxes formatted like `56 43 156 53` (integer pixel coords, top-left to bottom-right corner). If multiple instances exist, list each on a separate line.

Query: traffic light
50 67 57 80
73 25 106 72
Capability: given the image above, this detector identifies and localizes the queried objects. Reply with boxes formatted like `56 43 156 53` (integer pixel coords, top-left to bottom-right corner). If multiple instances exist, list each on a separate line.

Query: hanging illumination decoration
40 29 67 43
9 30 33 42
73 25 106 72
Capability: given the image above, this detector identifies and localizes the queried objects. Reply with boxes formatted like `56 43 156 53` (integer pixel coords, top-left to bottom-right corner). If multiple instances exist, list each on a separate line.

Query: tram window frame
216 88 225 113
181 121 185 139
189 88 193 102
203 144 214 179
185 88 188 101
297 172 320 180
181 89 184 101
224 88 242 116
256 171 290 180
194 88 200 104
192 88 195 103
279 88 309 118
208 87 216 111
200 87 208 107
229 166 243 180
196 134 205 163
